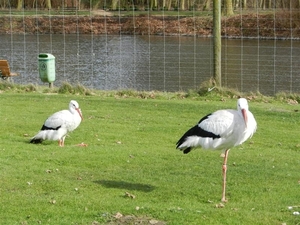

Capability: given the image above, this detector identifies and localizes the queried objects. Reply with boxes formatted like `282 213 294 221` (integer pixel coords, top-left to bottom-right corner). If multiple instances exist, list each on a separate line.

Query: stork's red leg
221 149 230 202
61 137 66 147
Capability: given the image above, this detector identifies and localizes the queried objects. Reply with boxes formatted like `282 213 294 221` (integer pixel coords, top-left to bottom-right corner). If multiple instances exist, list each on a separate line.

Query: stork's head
237 98 249 127
69 100 83 120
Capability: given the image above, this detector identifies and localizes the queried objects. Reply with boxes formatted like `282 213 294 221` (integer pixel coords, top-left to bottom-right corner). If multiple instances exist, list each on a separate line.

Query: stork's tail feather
176 137 193 154
176 124 200 154
176 143 192 154
30 137 43 144
183 147 192 154
176 134 188 149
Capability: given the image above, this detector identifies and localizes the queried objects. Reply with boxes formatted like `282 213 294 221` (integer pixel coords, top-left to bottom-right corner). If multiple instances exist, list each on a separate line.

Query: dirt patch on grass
91 212 166 225
106 214 166 225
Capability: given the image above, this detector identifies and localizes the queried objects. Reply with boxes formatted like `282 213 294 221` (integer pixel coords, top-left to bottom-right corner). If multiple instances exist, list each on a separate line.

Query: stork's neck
70 108 76 114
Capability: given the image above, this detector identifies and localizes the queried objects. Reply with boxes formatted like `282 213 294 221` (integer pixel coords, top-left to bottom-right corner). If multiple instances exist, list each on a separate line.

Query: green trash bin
38 53 55 83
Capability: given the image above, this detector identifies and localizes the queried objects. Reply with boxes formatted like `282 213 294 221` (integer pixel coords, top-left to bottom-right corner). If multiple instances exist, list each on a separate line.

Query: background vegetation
0 83 299 224
1 0 300 14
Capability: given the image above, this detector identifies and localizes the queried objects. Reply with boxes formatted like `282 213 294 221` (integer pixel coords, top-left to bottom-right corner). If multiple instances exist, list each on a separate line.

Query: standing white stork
176 98 257 202
30 100 83 147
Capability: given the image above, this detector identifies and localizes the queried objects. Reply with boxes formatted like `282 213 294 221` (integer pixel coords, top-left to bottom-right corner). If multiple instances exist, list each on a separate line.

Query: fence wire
1 6 300 95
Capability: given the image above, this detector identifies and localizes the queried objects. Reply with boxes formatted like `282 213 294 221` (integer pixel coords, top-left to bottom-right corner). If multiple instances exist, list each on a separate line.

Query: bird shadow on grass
94 180 155 192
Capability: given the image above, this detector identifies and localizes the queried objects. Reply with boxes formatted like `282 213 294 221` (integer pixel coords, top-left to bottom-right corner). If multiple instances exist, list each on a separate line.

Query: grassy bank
0 84 299 224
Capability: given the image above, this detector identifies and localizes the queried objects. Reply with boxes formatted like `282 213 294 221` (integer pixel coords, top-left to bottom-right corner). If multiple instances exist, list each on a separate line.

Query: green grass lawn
0 89 299 224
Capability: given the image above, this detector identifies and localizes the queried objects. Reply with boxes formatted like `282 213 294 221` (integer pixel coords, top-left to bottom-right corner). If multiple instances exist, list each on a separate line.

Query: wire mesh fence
1 3 300 95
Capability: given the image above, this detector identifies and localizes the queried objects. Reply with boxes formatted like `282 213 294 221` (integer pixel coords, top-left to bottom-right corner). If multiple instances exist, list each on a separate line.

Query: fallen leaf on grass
215 203 225 208
76 142 88 147
150 219 159 224
114 212 123 219
125 192 136 199
287 99 298 105
288 205 300 209
111 214 166 225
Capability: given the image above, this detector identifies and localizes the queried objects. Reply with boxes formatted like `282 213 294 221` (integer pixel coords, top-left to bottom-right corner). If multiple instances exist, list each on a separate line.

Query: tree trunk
180 0 185 10
203 0 211 10
111 0 119 10
223 0 234 16
17 0 23 10
167 0 172 10
242 0 247 9
46 0 51 9
233 0 239 9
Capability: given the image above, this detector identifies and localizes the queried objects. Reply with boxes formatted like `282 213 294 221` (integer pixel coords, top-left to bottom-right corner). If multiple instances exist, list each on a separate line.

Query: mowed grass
0 91 299 224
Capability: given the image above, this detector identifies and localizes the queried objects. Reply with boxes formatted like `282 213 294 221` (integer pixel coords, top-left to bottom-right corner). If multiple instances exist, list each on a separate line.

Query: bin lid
38 53 55 59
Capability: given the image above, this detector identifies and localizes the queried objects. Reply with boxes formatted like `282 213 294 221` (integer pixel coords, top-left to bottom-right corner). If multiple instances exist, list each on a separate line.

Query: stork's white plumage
30 100 83 147
176 98 257 202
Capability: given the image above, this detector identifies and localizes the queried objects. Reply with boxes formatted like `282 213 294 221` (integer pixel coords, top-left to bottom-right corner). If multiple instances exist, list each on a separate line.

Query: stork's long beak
76 108 83 120
241 108 248 128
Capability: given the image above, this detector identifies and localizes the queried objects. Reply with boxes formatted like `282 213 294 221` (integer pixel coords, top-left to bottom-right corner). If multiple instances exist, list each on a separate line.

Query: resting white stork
30 100 83 146
176 98 257 202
